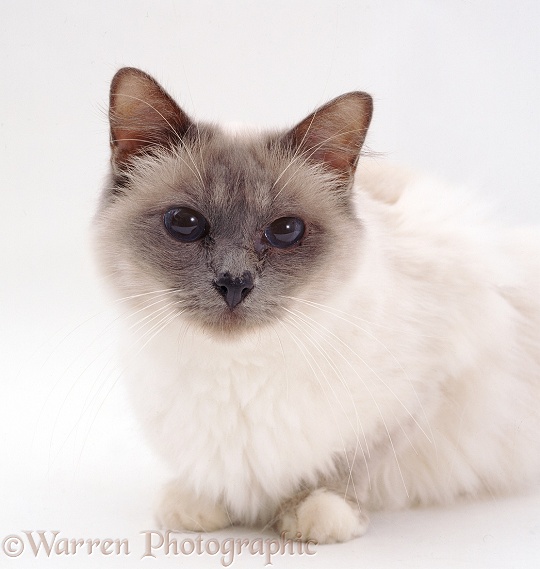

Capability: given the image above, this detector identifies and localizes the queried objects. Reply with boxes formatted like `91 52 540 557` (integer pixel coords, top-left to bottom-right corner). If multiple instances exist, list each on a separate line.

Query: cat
94 67 540 544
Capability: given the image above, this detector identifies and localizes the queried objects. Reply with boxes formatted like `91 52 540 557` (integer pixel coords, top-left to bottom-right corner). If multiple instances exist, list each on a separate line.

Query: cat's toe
276 489 369 544
156 482 231 532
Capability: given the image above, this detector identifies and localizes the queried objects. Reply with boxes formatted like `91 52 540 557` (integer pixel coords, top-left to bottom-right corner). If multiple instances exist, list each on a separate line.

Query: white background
1 1 539 567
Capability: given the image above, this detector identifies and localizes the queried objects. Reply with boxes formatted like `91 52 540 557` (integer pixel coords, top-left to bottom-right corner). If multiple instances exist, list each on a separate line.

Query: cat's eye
164 207 209 242
264 217 305 248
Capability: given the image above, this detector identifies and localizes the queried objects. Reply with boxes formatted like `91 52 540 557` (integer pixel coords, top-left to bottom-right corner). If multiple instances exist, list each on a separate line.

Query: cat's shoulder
355 158 494 230
355 158 417 205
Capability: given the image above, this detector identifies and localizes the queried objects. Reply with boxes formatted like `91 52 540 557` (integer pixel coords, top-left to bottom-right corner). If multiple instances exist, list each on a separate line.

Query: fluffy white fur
115 156 540 542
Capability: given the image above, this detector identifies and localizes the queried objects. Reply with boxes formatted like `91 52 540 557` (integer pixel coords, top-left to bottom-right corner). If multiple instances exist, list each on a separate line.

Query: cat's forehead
132 128 327 218
201 129 282 196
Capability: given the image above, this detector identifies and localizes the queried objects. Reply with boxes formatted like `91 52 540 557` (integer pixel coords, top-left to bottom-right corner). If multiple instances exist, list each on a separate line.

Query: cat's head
95 67 372 338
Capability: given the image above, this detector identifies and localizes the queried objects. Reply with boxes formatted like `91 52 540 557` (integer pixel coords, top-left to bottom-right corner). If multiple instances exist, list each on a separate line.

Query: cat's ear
286 92 373 183
109 67 193 166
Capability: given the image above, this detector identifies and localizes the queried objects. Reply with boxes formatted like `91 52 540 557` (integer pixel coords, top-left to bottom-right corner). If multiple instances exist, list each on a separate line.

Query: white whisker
283 295 435 448
72 304 185 472
284 306 413 499
281 314 367 506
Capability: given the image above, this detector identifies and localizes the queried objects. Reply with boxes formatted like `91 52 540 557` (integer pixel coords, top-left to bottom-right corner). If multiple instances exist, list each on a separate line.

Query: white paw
156 482 231 532
277 489 369 544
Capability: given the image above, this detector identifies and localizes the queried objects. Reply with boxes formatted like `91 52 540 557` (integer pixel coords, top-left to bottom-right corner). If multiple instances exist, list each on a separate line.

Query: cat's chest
127 332 362 498
146 348 354 451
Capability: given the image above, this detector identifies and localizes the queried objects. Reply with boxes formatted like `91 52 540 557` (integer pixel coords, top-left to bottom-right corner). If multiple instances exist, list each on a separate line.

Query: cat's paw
275 489 369 544
156 482 231 532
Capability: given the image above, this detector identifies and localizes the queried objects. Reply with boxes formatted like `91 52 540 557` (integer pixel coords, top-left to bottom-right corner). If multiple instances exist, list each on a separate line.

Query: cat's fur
95 67 540 544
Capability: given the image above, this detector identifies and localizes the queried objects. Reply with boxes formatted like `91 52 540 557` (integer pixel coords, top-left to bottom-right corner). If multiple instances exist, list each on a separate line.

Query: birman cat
95 67 540 543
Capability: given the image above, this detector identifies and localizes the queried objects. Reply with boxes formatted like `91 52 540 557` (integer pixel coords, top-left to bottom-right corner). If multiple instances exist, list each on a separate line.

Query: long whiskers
279 314 368 509
41 288 185 472
283 295 436 450
283 295 440 338
51 298 186 472
282 303 426 500
72 303 187 474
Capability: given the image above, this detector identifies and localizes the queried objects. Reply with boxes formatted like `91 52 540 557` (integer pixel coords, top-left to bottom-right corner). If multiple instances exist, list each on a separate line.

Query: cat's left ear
109 67 193 167
286 92 373 184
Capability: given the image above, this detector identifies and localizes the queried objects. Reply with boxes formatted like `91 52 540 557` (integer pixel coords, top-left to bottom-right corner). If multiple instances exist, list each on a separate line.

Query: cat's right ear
109 67 193 167
284 92 373 186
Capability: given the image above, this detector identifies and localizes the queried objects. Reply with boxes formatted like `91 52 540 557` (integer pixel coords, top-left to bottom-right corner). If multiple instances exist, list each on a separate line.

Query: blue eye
264 217 305 248
164 207 209 242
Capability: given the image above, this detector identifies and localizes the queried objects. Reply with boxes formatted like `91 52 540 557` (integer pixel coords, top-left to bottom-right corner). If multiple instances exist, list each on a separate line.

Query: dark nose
214 272 254 309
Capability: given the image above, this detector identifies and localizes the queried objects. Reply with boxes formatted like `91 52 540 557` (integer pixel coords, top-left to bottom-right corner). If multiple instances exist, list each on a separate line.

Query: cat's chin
183 307 276 343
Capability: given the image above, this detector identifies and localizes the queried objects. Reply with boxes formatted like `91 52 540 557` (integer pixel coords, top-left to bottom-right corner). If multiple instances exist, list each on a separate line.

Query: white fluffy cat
95 67 540 544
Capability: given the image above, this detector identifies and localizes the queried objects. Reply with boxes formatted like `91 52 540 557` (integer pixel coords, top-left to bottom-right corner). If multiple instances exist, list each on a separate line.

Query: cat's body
96 68 540 543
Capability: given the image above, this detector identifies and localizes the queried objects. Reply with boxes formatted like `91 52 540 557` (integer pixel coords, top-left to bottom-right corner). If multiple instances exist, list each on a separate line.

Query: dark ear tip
110 67 154 91
348 91 374 112
348 91 374 127
320 91 374 124
112 66 139 81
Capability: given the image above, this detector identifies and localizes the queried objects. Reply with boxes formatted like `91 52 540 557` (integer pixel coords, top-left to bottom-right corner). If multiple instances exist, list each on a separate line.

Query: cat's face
95 68 372 337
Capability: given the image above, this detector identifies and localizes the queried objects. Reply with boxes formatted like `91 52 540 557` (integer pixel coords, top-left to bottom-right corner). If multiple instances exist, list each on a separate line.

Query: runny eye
164 207 209 242
264 217 305 248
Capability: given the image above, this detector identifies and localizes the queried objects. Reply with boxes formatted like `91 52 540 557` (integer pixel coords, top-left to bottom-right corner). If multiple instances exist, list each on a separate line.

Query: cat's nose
214 272 254 309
